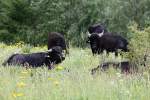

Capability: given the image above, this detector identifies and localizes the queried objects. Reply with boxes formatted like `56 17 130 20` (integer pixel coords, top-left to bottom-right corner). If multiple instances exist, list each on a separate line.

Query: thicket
123 24 150 70
0 0 150 47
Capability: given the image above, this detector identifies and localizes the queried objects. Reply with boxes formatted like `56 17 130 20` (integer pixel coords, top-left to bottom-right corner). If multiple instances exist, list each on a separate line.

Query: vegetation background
0 0 150 47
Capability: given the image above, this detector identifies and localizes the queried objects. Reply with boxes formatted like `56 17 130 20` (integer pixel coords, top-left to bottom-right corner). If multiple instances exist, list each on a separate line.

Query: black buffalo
91 61 130 75
2 46 65 69
48 32 68 54
88 33 128 55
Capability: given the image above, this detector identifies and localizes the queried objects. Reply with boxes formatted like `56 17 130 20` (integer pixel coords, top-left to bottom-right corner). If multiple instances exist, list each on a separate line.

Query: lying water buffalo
88 33 128 55
48 32 68 54
91 61 130 75
2 46 65 69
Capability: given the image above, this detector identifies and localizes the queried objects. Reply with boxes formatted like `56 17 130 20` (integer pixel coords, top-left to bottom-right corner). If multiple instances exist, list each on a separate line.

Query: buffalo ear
98 30 104 37
47 49 53 53
62 50 66 57
87 31 91 37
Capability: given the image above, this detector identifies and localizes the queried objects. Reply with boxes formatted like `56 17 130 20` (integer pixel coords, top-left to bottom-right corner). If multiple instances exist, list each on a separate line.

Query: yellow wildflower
53 81 59 86
17 82 26 88
116 72 121 78
19 76 26 79
48 77 54 81
12 92 24 98
20 71 28 74
56 66 64 71
27 69 32 72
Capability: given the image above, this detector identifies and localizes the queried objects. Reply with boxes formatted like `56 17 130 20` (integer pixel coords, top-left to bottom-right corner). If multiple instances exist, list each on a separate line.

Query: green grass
0 43 150 100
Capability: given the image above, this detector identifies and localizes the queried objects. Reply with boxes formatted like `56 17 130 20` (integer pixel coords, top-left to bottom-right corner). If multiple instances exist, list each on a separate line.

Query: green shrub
21 44 32 53
125 23 150 70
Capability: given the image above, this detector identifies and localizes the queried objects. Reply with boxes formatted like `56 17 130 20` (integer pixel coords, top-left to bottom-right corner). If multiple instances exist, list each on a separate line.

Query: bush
125 23 150 70
21 44 32 53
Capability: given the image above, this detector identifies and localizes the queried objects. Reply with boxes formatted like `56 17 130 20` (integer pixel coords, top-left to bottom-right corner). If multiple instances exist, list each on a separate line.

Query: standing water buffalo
88 33 128 55
48 32 68 54
2 46 65 69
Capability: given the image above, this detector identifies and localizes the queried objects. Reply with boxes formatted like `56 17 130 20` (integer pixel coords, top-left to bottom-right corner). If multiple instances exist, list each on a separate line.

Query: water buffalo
48 32 68 54
2 46 65 69
88 33 128 55
91 61 130 75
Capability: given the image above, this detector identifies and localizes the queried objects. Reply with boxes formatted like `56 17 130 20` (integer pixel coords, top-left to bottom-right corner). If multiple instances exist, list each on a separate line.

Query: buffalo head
47 46 65 64
88 23 107 34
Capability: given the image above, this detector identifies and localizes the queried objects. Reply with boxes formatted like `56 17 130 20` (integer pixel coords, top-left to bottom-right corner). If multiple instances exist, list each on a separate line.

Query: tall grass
0 43 150 100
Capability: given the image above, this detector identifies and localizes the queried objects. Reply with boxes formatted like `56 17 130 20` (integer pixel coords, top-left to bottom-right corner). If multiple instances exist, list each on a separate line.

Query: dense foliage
0 0 150 46
126 24 150 69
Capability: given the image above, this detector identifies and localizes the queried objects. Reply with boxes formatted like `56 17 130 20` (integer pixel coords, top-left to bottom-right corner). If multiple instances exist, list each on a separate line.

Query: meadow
0 43 150 100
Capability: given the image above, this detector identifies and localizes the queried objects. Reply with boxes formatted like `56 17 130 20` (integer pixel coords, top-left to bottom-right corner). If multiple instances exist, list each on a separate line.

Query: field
0 43 150 100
